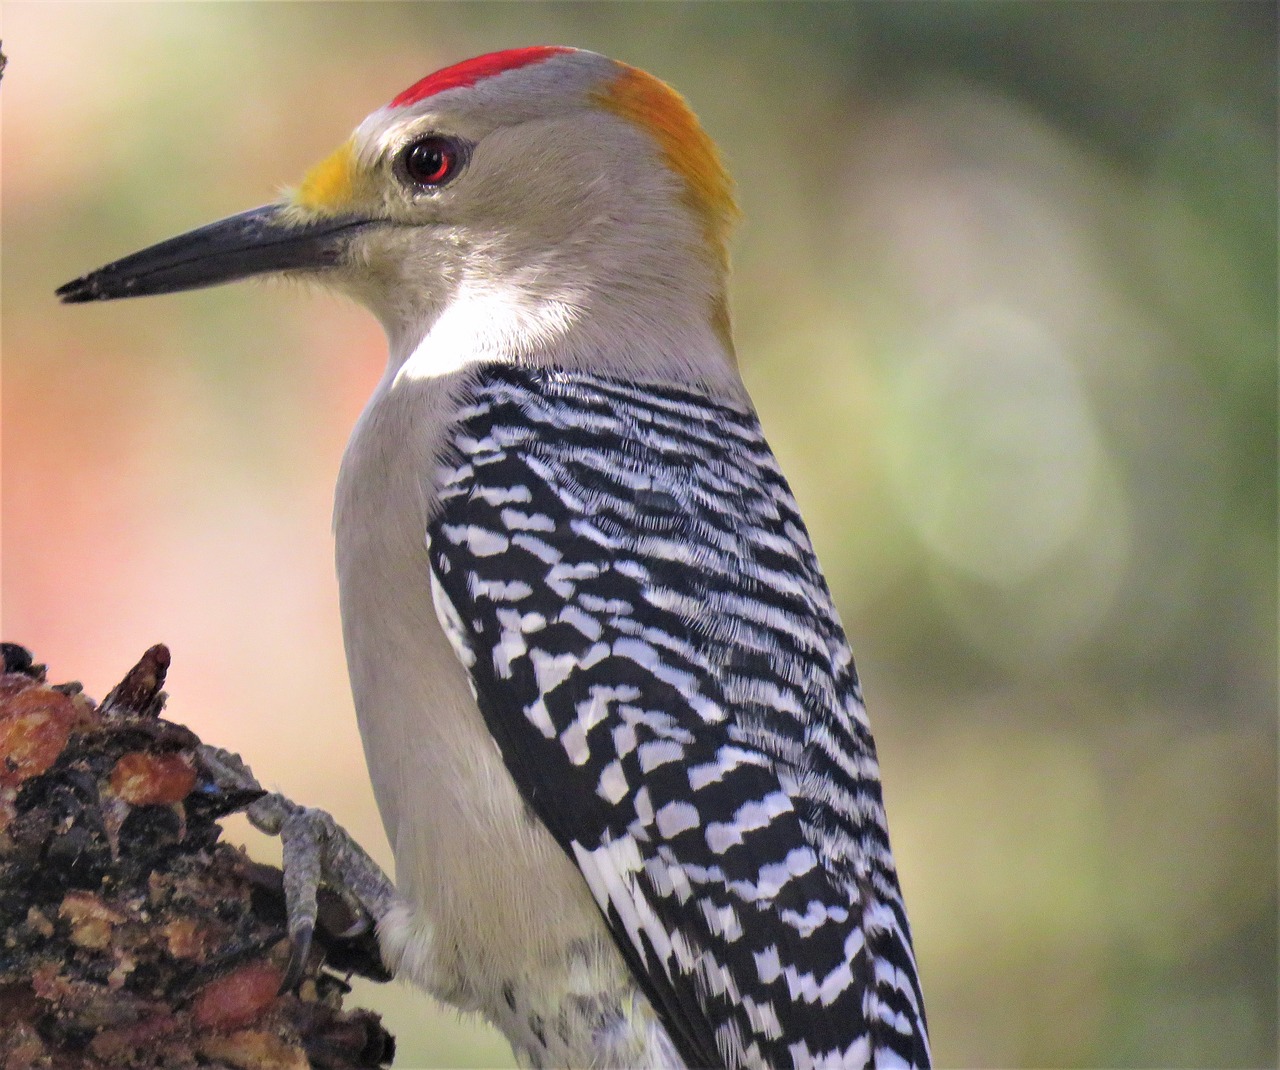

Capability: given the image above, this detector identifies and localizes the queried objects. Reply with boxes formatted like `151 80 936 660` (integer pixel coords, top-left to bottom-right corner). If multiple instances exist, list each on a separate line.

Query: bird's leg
197 744 396 991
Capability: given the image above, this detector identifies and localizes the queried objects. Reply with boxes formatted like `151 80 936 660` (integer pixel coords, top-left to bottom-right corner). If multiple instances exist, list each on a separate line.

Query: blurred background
2 3 1275 1067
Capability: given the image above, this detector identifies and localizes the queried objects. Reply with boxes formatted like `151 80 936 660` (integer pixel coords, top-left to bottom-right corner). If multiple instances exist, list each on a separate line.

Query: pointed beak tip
55 277 106 304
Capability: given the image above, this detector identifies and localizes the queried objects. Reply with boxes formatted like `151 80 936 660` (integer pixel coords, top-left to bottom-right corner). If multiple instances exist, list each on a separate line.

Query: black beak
56 204 371 304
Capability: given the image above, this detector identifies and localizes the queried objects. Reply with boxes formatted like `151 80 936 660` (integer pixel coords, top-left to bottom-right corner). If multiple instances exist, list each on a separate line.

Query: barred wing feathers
426 364 929 1069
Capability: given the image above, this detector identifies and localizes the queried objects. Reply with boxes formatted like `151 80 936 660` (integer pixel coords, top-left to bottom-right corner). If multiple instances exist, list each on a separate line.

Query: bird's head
59 47 741 379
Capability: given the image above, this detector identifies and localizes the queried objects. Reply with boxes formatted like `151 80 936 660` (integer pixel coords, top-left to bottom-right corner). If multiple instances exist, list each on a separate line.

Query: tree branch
0 643 394 1069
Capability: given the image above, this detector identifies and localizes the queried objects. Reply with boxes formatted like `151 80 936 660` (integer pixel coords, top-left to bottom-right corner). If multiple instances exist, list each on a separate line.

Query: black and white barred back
427 363 929 1070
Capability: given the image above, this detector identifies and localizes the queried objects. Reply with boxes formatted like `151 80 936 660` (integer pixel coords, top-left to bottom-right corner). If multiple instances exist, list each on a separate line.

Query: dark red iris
402 136 459 187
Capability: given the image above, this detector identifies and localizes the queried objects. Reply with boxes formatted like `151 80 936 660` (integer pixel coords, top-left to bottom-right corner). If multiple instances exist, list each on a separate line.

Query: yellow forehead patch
291 139 363 215
595 64 739 266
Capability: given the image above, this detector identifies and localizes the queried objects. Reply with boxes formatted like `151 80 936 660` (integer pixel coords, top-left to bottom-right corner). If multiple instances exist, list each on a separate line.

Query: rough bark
0 644 394 1070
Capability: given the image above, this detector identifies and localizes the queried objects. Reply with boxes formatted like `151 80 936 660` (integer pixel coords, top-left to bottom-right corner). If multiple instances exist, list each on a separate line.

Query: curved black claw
279 919 315 995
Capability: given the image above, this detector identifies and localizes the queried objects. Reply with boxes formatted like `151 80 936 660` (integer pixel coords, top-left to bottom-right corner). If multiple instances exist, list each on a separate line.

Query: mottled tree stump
0 644 394 1069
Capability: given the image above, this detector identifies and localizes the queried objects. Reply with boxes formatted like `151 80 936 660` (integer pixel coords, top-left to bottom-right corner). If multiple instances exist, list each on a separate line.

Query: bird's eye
400 136 463 188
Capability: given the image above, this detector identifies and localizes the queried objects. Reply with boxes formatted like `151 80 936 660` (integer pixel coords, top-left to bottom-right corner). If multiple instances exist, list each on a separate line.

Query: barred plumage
427 364 929 1069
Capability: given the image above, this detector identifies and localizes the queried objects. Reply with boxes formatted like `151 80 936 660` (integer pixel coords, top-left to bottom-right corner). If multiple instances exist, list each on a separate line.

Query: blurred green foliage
3 4 1274 1068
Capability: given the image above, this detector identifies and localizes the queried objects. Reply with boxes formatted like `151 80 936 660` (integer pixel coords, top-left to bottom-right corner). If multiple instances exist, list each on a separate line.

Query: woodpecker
58 47 929 1069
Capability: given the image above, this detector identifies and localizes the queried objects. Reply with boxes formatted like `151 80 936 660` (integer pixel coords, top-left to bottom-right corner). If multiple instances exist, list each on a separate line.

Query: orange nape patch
291 139 364 215
595 63 740 267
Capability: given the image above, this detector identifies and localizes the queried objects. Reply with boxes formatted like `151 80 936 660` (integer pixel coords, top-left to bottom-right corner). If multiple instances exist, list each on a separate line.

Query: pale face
291 50 724 344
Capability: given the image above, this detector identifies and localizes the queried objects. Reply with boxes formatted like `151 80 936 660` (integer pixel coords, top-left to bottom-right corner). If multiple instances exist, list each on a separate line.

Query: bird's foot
197 744 396 991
